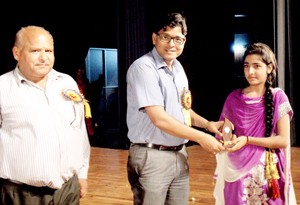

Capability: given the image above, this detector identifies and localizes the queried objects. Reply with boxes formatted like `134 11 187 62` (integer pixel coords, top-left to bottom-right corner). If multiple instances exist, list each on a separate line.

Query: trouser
127 144 190 205
0 175 80 205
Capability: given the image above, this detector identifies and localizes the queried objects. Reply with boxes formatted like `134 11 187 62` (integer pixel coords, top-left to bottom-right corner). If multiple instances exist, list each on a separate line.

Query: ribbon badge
63 88 92 118
180 87 192 126
63 88 84 102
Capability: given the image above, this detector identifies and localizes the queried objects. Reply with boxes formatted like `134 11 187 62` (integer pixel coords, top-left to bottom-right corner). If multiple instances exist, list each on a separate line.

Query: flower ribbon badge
180 87 192 127
63 88 92 118
63 88 84 102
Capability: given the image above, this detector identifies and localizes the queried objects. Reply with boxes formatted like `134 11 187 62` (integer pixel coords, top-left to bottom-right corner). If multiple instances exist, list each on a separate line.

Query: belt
132 143 184 151
0 175 76 190
0 178 56 194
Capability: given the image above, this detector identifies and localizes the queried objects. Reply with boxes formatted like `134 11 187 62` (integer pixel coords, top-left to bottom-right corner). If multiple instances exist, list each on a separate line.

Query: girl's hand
226 135 247 152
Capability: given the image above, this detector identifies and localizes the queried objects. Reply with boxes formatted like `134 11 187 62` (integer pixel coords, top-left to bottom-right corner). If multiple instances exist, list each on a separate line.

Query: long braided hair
243 42 283 199
242 42 278 138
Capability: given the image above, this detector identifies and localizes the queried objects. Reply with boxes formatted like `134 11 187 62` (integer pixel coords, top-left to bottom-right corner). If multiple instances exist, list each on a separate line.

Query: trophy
222 118 234 148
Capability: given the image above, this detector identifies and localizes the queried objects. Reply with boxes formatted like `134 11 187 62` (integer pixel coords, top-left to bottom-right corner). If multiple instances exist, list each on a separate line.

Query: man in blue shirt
126 12 225 205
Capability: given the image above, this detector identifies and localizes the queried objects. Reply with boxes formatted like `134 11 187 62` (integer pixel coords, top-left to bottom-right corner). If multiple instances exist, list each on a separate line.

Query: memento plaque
222 118 234 148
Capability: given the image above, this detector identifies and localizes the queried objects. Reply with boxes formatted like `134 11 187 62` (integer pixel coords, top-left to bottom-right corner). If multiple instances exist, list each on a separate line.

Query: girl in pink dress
213 42 297 204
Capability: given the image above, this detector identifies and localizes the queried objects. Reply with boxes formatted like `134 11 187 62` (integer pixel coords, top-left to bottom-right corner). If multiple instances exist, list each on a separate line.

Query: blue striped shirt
126 47 189 146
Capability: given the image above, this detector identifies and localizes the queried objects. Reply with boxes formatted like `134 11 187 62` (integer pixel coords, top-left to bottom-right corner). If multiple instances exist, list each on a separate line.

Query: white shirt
0 67 90 189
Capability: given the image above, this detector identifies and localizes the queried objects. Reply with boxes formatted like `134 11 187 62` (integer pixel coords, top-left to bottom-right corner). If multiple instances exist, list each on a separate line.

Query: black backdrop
0 0 299 147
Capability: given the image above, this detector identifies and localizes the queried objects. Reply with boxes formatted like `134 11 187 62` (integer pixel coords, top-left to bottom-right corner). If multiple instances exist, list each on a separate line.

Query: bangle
246 136 249 144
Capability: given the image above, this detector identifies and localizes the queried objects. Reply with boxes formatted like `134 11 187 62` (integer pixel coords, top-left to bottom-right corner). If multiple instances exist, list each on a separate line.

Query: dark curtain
118 0 148 148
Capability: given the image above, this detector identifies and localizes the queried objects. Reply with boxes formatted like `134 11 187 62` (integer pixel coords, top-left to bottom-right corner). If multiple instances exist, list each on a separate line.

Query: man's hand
197 133 225 154
79 178 88 198
206 121 224 136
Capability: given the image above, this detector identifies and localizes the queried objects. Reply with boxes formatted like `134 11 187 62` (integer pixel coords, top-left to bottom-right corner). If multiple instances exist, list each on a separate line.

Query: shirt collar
13 66 63 86
151 47 181 73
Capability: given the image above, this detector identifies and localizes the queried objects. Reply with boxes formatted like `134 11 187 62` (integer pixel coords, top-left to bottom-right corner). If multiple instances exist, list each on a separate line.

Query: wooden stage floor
80 145 300 205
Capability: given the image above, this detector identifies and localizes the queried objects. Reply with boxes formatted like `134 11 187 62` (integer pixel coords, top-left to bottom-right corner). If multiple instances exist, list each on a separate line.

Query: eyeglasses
156 33 186 45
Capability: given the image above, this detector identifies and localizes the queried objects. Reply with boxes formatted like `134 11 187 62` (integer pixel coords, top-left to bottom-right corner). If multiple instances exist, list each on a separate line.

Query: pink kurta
213 88 296 205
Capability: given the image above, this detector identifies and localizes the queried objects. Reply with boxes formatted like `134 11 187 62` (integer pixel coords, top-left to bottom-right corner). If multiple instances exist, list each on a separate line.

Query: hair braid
243 42 277 138
265 81 274 137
